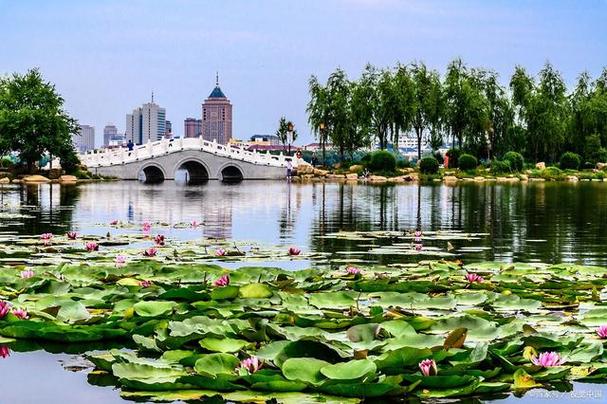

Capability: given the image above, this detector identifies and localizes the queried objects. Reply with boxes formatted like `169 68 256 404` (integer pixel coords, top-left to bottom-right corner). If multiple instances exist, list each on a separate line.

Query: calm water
1 180 607 403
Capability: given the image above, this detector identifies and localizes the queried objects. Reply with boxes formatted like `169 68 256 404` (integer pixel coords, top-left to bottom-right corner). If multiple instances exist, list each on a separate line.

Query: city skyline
1 0 606 147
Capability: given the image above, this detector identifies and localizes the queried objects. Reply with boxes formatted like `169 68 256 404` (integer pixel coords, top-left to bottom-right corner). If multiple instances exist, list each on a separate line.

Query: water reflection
2 181 607 265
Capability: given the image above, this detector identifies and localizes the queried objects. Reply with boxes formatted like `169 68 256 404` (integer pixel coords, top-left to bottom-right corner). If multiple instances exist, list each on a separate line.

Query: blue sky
1 0 605 145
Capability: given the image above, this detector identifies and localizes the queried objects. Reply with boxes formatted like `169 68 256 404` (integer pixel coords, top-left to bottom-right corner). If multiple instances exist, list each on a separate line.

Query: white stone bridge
79 137 295 183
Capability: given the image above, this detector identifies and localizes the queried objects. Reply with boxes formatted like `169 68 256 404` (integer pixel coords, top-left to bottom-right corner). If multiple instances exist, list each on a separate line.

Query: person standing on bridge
127 139 134 151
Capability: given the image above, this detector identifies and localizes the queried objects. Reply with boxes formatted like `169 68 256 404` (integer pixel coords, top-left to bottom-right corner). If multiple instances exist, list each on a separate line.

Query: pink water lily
142 221 152 233
415 243 423 251
143 247 157 257
238 356 262 373
214 274 230 287
40 233 53 245
191 220 199 228
66 231 77 240
110 219 119 225
154 234 165 246
85 242 99 252
12 308 28 320
465 273 484 283
346 266 361 275
0 346 9 359
596 325 607 339
288 246 301 256
531 351 564 367
138 280 153 288
418 359 437 376
20 269 35 279
0 301 11 318
414 230 423 242
115 255 127 267
215 248 227 257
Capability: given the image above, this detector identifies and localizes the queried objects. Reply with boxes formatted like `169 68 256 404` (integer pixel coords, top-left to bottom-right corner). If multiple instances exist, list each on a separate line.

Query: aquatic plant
596 325 607 339
213 274 230 287
418 359 437 376
215 248 227 257
288 246 301 256
66 231 77 240
143 247 157 257
153 234 165 246
464 272 484 283
238 356 262 374
0 301 10 318
12 308 28 320
20 269 34 279
85 241 99 252
531 352 564 367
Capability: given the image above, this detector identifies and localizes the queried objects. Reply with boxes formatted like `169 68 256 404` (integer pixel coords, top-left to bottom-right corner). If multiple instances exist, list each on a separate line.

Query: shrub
367 150 396 173
458 154 478 171
0 157 14 168
396 158 412 169
503 151 524 172
446 148 462 168
491 159 511 174
541 166 564 180
560 152 581 170
419 156 439 174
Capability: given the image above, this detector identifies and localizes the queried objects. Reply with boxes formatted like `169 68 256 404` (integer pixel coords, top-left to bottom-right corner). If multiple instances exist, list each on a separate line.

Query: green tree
409 62 435 159
0 68 80 172
275 116 297 151
307 75 330 164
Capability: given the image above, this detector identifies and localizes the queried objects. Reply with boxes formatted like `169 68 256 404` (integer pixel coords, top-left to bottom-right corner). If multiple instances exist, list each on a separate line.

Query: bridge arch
219 163 244 183
174 157 210 185
139 163 166 184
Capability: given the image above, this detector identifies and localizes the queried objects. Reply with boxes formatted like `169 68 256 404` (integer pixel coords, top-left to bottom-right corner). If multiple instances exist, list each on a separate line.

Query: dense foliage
308 59 607 165
560 152 581 170
367 150 396 173
490 159 512 174
0 69 80 172
503 151 524 172
457 154 478 171
419 156 439 174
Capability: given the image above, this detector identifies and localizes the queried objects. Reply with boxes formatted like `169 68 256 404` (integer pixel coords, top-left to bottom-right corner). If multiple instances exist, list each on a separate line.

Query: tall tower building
73 124 95 153
184 118 202 138
103 124 118 146
201 74 232 144
126 94 167 144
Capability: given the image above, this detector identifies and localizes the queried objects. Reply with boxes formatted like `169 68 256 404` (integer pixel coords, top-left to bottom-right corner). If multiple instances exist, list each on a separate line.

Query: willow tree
0 68 79 172
409 62 437 159
307 75 330 164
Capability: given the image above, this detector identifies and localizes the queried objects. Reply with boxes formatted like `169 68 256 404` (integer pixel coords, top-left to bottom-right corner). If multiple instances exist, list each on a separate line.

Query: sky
1 0 606 146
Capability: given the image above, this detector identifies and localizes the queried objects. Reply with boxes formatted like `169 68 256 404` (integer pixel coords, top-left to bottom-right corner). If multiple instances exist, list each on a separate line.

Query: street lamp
287 121 294 156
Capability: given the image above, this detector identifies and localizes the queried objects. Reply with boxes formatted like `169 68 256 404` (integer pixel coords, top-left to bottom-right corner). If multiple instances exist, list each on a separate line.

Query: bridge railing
79 137 296 168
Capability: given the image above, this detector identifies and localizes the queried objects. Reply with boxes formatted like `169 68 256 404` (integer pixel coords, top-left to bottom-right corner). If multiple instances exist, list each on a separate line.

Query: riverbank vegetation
0 69 82 176
307 59 607 169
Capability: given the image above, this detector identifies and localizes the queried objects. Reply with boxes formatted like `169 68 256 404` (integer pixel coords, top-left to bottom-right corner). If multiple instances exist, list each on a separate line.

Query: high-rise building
201 74 232 144
73 124 95 153
126 95 167 144
103 124 118 146
184 118 202 138
165 120 172 138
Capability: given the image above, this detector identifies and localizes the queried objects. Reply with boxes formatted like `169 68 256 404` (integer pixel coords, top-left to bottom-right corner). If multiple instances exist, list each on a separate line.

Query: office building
201 74 232 144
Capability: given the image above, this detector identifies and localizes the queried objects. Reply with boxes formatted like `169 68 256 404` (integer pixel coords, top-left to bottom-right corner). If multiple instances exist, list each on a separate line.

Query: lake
1 180 607 403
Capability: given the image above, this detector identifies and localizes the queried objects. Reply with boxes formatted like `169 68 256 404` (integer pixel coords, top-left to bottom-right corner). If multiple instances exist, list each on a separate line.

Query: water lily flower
154 234 165 246
12 308 28 320
85 241 99 252
142 221 152 233
346 266 361 275
213 274 230 287
110 219 119 225
20 269 35 279
596 325 607 339
0 346 10 359
0 301 11 318
191 220 199 228
288 246 301 256
215 248 227 257
40 233 53 245
414 230 423 242
66 231 77 240
143 247 157 257
238 356 262 373
418 359 437 376
138 280 153 288
531 351 564 367
465 273 484 283
115 255 127 267
415 243 423 251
